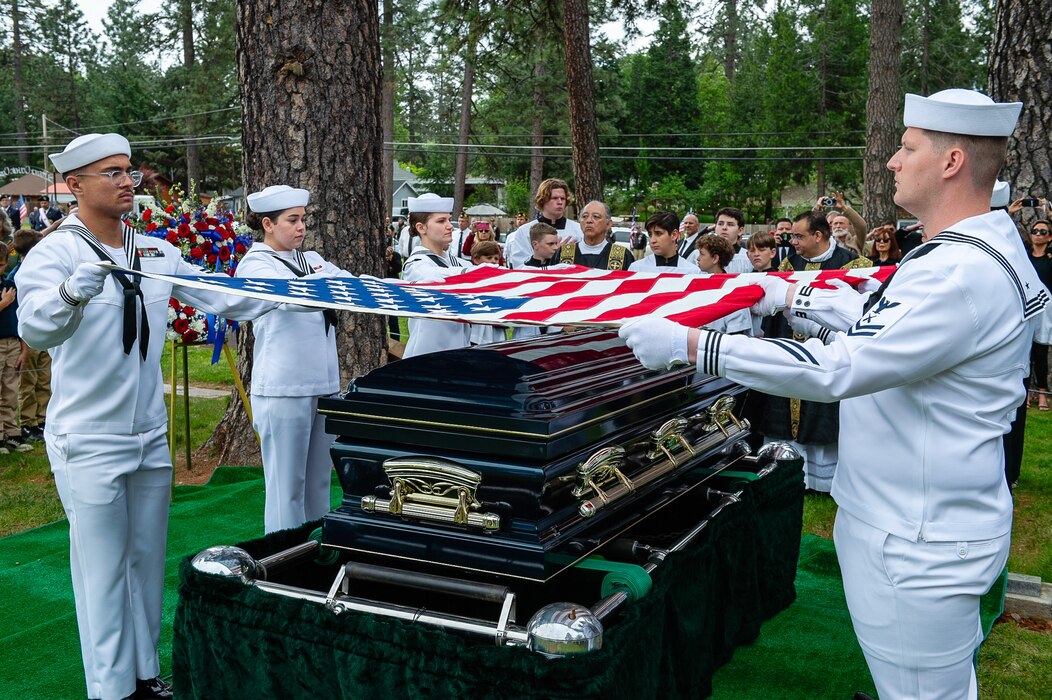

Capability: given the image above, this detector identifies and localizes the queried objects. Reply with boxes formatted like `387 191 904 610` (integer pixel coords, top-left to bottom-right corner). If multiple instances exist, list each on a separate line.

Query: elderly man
620 88 1034 699
17 133 280 700
676 212 703 258
556 200 633 270
505 178 583 268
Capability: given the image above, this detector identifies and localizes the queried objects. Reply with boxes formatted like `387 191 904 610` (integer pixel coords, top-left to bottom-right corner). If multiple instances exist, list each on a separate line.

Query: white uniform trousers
46 425 171 700
834 509 1009 700
251 394 335 534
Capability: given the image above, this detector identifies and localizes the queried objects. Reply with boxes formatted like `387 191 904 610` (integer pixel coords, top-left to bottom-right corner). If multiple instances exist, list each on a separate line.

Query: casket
318 329 754 583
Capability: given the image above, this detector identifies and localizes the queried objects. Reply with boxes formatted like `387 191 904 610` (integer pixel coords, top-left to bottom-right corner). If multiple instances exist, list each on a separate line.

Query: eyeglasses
1032 229 1050 236
874 237 891 243
75 169 144 187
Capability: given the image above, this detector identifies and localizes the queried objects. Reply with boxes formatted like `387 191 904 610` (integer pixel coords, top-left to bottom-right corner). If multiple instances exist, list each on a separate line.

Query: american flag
122 265 895 328
17 196 27 222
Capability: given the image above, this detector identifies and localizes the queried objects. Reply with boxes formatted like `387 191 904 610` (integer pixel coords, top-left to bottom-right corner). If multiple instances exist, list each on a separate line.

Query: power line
0 107 240 139
390 141 865 152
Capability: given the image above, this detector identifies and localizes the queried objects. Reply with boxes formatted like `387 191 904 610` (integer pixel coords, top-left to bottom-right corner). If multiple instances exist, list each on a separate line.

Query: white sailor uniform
693 210 1046 699
16 215 278 700
401 245 473 357
236 243 345 534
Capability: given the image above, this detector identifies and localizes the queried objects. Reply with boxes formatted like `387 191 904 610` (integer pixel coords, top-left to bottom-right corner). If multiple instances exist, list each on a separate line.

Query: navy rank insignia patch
137 247 164 258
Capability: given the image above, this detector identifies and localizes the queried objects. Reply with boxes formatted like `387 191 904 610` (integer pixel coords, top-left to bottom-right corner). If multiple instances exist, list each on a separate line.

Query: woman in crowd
236 185 345 533
1027 219 1052 410
401 193 473 357
869 224 901 266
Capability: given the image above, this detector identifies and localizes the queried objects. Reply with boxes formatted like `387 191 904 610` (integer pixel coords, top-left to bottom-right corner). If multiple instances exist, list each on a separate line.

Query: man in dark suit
28 196 63 231
0 196 20 230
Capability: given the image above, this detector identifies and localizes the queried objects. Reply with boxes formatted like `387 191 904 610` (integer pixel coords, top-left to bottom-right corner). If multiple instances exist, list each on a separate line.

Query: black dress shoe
134 677 173 699
853 693 877 700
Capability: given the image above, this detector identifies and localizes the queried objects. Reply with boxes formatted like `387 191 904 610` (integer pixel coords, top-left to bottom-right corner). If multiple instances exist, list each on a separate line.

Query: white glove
618 317 691 371
749 274 793 317
62 262 109 302
791 278 866 332
788 314 825 340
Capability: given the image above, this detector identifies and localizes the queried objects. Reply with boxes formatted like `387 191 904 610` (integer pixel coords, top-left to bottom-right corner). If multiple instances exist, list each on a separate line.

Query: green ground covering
0 342 1049 696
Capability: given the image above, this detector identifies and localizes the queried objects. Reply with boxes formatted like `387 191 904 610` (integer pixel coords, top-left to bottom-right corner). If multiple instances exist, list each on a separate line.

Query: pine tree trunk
863 0 904 226
381 0 394 219
723 0 737 82
989 0 1052 201
11 0 28 166
182 0 201 190
528 60 546 219
453 59 475 216
202 0 387 466
563 0 602 205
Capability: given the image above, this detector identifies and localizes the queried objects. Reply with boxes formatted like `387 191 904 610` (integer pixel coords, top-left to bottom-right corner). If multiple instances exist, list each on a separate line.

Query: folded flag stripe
104 264 895 328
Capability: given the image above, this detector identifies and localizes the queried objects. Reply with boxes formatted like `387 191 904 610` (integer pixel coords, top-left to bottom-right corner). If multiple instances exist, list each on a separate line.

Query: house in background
390 163 507 218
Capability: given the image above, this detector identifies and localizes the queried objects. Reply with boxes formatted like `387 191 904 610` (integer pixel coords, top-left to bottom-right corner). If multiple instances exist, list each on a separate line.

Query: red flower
183 329 199 343
182 306 196 317
145 222 157 232
190 246 203 259
234 242 247 254
200 241 213 253
172 317 189 334
142 210 152 222
177 223 191 236
193 221 210 232
207 253 218 265
218 246 231 261
206 217 219 225
165 231 178 244
169 298 180 309
165 205 175 214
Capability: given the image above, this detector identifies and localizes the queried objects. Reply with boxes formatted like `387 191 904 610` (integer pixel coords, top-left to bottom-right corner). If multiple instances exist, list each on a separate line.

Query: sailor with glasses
15 133 282 700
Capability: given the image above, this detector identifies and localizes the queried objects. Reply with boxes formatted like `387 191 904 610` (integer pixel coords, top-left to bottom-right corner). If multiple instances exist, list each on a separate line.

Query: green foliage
502 178 531 215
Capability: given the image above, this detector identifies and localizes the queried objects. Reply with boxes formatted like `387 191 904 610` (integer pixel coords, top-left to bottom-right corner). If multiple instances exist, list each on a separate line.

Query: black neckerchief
537 215 568 230
256 249 338 335
64 222 149 360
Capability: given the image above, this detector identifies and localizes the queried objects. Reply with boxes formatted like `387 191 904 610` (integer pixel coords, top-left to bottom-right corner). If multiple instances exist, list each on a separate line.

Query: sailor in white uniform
16 134 281 700
619 90 1037 700
401 193 474 357
236 185 347 534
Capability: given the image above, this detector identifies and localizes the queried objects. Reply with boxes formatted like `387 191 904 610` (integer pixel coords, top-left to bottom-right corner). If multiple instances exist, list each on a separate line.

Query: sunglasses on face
1032 229 1050 236
874 237 891 243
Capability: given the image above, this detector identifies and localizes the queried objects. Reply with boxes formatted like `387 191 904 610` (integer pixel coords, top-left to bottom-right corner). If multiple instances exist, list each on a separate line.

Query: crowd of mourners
383 178 1051 496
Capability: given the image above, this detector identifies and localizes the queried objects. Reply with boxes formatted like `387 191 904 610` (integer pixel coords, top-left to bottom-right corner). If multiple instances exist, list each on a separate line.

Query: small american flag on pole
122 264 894 328
17 196 27 222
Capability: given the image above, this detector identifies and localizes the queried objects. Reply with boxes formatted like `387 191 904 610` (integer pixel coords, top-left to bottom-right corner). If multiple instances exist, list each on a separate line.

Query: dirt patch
172 446 230 486
998 613 1052 633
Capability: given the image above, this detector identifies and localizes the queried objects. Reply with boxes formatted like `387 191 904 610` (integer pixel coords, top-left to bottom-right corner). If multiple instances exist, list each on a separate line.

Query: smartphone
1022 197 1040 208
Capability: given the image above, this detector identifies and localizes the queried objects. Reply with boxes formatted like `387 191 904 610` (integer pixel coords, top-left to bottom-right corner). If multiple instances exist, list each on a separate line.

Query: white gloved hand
749 274 793 317
792 278 867 332
788 314 825 340
618 317 691 371
62 262 109 303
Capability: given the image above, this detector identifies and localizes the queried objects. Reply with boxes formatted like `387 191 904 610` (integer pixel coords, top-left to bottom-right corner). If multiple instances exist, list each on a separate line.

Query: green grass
160 340 241 387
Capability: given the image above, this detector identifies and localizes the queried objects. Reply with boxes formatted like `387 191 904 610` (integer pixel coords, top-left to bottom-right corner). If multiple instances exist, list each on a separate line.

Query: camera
1021 197 1041 208
821 197 837 207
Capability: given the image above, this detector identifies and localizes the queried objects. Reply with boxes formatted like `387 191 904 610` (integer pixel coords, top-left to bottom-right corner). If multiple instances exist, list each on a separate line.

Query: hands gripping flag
111 264 895 328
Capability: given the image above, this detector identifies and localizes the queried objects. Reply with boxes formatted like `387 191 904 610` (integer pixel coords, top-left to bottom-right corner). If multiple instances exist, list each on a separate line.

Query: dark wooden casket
318 329 753 583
